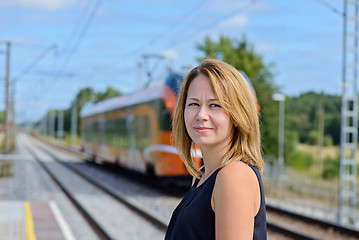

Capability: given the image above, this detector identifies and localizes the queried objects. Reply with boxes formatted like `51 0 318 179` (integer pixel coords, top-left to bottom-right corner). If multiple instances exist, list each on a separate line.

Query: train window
117 118 128 148
159 100 172 131
88 118 94 141
110 119 116 146
148 99 172 131
93 121 99 144
106 119 115 146
85 119 92 141
116 118 124 148
135 115 151 149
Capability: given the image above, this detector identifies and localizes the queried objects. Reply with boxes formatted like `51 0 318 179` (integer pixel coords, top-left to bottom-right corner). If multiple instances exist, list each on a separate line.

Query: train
80 72 201 179
80 70 258 180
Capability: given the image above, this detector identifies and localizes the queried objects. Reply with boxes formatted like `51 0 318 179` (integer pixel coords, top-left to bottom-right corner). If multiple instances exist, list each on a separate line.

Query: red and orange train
80 70 258 179
80 72 201 178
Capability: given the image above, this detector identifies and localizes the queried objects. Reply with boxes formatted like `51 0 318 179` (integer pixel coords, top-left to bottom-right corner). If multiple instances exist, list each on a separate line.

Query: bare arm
212 161 260 240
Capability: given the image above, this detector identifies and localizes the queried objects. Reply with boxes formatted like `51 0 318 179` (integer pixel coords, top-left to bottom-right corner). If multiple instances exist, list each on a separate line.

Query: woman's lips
194 127 212 133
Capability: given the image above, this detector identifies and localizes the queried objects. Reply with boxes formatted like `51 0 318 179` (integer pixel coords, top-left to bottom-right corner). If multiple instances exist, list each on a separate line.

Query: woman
165 59 267 240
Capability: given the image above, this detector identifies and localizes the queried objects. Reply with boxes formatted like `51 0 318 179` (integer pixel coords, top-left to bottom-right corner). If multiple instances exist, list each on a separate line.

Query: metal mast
338 0 358 225
4 42 11 153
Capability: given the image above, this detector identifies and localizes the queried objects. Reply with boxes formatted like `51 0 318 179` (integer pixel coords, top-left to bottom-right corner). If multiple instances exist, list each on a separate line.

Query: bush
307 130 318 145
324 135 333 146
286 151 314 171
322 156 339 179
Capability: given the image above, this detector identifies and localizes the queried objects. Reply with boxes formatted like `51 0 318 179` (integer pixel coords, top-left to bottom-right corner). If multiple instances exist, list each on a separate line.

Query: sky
0 0 345 122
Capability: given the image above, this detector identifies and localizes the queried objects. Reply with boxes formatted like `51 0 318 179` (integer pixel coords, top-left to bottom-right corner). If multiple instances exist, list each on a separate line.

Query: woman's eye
210 103 221 108
188 102 199 107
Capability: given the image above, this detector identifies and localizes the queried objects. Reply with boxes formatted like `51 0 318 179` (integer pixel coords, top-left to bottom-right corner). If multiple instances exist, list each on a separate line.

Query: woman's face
184 74 234 150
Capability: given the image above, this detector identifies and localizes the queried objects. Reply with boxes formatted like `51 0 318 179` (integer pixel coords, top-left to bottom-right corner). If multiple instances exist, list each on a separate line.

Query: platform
0 201 73 240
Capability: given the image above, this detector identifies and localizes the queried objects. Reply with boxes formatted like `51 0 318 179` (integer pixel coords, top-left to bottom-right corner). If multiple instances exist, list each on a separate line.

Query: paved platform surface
0 201 71 240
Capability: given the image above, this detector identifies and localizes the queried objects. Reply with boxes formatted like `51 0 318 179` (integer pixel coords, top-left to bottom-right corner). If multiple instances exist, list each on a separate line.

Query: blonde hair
172 59 264 179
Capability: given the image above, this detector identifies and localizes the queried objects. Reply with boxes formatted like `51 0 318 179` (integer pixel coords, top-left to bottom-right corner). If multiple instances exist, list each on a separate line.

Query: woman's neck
200 143 229 178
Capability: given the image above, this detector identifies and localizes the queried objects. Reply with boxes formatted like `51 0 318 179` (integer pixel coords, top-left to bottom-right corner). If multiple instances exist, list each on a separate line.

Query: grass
297 143 359 162
62 133 82 148
296 143 359 181
0 160 13 177
297 143 339 160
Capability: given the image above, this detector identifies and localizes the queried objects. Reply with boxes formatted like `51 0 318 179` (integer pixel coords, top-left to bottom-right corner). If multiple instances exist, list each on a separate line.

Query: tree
64 87 121 135
197 35 281 158
286 92 341 145
95 87 121 102
0 111 4 124
36 86 122 140
71 87 96 111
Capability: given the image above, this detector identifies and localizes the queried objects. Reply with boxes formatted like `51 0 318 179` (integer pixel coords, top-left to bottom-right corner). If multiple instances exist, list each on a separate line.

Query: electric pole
50 111 55 139
338 0 358 225
142 54 165 88
272 93 286 175
317 104 324 174
71 100 77 147
4 41 11 153
57 110 64 141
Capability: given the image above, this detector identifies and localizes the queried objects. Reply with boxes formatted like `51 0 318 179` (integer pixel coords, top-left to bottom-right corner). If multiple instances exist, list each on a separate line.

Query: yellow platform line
24 201 37 240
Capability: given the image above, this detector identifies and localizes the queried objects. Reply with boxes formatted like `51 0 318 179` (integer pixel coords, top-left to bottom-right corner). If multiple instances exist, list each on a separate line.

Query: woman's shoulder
212 160 260 215
217 160 258 184
214 161 259 199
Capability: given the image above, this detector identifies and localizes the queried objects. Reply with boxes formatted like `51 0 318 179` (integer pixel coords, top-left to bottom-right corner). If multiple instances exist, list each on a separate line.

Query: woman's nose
196 106 209 121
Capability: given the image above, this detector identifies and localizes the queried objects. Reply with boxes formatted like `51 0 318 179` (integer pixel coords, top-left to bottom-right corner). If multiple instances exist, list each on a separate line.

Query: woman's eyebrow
187 97 199 101
186 97 218 101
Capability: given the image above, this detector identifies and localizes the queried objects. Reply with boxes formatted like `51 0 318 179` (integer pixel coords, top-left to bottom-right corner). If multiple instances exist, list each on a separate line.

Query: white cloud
203 1 273 14
219 15 248 28
0 0 76 10
250 1 277 13
0 37 33 44
257 43 276 53
161 48 178 60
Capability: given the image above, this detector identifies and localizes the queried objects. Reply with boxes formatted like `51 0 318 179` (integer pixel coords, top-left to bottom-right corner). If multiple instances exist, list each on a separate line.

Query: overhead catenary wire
122 0 212 58
99 0 211 87
312 0 344 16
21 0 260 122
21 0 104 116
166 0 261 49
63 0 94 55
115 0 260 63
55 0 103 79
14 44 57 81
19 0 93 85
114 0 259 88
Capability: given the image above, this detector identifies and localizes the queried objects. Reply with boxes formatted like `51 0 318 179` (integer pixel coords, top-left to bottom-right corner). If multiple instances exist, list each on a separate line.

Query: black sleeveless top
165 164 267 240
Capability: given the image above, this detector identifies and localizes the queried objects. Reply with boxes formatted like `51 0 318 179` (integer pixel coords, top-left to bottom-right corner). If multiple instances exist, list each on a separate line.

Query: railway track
31 133 190 197
35 141 168 230
23 133 166 239
23 143 112 240
266 205 359 240
28 132 359 240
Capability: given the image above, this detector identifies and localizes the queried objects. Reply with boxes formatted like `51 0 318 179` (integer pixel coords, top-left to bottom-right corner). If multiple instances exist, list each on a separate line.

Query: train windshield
165 72 184 97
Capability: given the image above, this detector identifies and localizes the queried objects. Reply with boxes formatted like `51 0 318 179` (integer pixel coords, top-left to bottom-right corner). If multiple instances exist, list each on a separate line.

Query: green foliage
284 130 298 156
286 150 314 171
196 35 290 157
38 86 122 136
69 86 121 112
325 113 341 145
322 156 339 179
324 135 333 146
286 92 341 145
0 111 4 123
307 130 318 145
0 160 13 177
95 87 121 102
74 87 96 110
